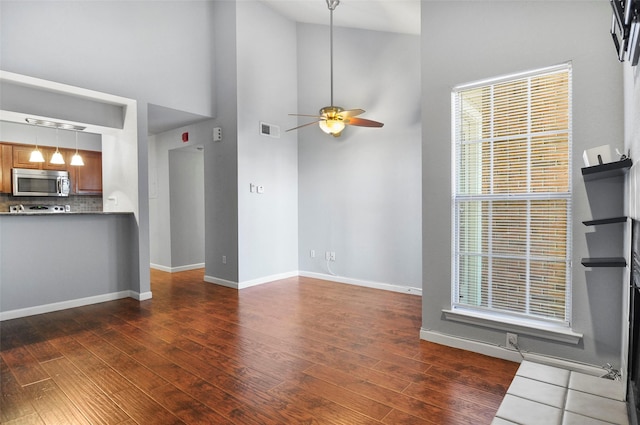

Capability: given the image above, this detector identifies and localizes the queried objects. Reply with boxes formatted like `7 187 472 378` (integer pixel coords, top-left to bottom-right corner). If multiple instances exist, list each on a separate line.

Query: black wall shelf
581 257 627 267
581 157 631 268
581 158 632 181
583 217 628 226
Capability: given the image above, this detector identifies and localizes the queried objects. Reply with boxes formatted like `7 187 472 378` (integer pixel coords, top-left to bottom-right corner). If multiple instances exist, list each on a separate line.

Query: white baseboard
2 269 417 320
133 291 153 301
203 270 422 295
420 328 607 377
203 270 299 290
238 271 299 289
203 275 239 289
0 290 141 321
299 271 422 296
150 262 204 273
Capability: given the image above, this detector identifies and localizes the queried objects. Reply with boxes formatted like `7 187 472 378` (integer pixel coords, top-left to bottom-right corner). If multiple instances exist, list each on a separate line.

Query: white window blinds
452 63 572 326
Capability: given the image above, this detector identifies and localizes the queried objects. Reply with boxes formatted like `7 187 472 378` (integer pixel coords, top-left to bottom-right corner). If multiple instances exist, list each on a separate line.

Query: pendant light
50 129 65 165
70 131 84 166
29 124 45 163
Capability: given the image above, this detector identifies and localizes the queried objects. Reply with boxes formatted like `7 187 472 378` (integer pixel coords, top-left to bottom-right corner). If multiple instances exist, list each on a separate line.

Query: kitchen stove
9 204 70 213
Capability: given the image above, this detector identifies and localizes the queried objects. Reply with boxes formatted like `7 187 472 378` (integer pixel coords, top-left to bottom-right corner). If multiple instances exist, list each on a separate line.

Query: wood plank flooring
1 269 518 424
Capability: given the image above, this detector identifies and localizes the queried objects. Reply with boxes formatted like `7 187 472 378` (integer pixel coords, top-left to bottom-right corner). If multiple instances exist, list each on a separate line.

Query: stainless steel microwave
12 168 70 197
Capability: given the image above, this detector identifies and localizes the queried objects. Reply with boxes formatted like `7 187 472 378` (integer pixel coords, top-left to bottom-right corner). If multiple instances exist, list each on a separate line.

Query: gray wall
421 1 625 367
206 0 239 283
236 1 299 283
1 0 218 296
0 214 136 313
296 24 422 290
0 1 215 117
0 121 102 151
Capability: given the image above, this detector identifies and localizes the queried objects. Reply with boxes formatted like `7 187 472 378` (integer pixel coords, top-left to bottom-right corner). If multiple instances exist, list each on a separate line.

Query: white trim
203 271 422 295
133 291 153 301
453 62 572 91
150 263 172 272
204 271 299 290
0 290 146 321
150 263 205 273
203 275 238 289
299 271 422 296
420 328 606 377
238 271 299 289
443 308 582 344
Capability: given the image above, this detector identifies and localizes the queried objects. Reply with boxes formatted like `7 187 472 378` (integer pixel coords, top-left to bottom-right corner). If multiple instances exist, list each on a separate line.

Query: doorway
168 145 205 270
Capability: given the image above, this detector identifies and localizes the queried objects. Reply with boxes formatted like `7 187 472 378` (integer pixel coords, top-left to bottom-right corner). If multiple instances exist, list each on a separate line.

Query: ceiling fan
286 0 384 137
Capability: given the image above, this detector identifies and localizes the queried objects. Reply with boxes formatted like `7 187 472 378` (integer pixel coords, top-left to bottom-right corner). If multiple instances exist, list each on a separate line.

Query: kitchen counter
0 212 145 320
0 211 133 216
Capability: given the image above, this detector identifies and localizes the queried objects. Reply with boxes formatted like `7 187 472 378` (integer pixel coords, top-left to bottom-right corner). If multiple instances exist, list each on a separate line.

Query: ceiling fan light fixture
285 0 383 135
319 119 345 135
319 106 345 135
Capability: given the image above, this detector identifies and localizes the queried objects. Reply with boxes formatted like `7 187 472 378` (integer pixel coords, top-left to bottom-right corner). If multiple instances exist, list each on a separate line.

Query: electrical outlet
310 250 315 258
506 332 518 350
329 252 336 261
222 255 227 264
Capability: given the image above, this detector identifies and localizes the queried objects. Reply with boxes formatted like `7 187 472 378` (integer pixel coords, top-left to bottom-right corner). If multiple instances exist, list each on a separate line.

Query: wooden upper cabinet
0 142 102 195
12 144 41 169
13 145 71 171
74 150 102 194
41 147 69 171
0 144 12 193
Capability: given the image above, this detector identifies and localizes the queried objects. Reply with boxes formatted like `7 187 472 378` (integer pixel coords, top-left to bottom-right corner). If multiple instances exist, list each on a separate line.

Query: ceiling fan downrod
327 0 339 106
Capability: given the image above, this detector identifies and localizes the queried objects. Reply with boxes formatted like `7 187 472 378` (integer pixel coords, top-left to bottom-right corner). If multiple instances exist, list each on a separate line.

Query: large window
452 63 572 327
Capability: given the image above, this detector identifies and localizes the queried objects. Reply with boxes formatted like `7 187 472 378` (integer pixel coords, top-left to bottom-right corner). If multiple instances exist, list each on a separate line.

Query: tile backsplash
0 193 103 213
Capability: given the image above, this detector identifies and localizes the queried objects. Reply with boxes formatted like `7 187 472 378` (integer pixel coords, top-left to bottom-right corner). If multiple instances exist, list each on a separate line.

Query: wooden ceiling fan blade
345 117 384 128
286 120 323 132
289 113 324 119
338 108 365 118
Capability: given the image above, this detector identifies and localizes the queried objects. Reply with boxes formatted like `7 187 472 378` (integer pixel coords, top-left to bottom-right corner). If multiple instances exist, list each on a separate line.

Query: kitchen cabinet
71 150 102 195
11 144 40 169
0 144 12 193
41 147 68 171
0 142 102 195
12 144 68 171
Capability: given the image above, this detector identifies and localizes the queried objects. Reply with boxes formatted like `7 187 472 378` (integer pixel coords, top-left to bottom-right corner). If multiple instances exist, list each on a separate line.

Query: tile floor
492 360 630 425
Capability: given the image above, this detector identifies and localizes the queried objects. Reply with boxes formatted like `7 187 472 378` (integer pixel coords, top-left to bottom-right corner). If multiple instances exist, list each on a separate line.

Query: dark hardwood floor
1 269 518 424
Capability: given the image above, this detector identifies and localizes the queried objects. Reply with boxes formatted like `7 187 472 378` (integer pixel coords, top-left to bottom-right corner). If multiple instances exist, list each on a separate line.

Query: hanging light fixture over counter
26 118 87 166
25 118 86 131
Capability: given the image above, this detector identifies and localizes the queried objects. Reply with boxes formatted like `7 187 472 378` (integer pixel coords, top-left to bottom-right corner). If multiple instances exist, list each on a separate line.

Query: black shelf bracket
581 257 627 267
583 217 628 226
581 158 632 181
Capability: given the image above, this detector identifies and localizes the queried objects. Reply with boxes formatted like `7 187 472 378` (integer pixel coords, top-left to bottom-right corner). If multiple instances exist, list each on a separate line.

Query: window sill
442 308 583 344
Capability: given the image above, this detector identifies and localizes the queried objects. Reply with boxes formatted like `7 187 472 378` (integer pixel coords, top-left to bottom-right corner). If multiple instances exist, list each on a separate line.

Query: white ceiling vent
260 122 280 138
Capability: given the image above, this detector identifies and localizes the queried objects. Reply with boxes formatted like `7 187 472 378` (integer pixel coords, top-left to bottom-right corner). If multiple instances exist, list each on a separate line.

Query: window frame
449 63 576 337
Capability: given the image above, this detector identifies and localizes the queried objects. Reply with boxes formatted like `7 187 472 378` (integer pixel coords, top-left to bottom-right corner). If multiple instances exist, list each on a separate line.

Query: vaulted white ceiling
149 0 420 134
259 0 421 35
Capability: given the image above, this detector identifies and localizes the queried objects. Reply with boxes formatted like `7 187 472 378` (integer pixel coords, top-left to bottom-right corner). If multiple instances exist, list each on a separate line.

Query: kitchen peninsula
0 70 149 321
0 211 141 320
